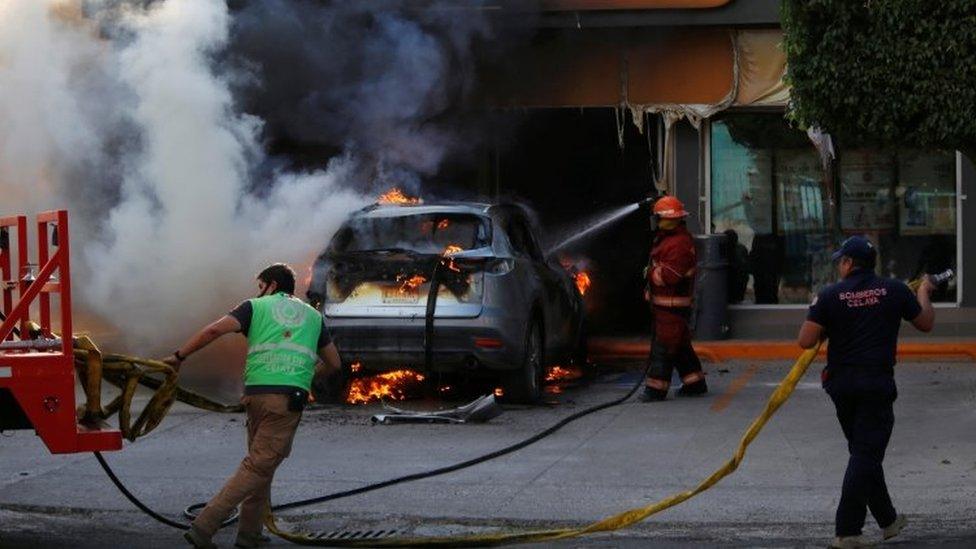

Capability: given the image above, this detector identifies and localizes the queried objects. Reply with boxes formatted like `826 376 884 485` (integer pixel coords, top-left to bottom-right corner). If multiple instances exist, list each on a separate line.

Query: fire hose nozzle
640 195 657 205
929 269 955 285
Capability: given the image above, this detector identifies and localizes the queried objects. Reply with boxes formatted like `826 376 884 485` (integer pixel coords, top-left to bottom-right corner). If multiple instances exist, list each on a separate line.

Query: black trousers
823 367 898 537
647 338 704 385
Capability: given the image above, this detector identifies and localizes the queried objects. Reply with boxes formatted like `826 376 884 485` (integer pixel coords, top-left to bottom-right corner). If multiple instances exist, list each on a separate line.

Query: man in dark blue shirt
797 236 935 549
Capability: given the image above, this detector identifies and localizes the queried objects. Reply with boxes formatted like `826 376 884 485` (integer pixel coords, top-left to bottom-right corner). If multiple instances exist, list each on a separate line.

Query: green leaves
781 0 976 154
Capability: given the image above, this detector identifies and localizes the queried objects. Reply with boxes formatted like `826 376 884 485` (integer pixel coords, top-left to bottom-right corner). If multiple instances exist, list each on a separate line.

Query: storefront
476 0 975 338
708 113 961 306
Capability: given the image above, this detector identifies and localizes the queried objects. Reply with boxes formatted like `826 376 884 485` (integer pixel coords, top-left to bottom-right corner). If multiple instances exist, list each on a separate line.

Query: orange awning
481 28 735 108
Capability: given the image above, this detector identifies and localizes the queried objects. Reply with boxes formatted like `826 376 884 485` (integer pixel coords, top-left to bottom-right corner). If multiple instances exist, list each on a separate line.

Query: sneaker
184 525 218 549
235 531 271 548
882 514 908 540
829 535 874 548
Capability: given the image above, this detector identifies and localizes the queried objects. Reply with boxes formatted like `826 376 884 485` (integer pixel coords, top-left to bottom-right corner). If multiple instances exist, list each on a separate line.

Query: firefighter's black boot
639 386 668 402
676 379 707 397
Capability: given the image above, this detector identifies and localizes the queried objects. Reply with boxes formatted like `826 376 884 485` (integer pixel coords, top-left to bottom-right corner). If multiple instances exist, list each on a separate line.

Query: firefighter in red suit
640 196 708 402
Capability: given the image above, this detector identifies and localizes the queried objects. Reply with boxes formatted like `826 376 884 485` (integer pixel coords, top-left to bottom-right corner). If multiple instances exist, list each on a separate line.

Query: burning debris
345 369 427 405
377 187 422 205
544 365 585 396
545 365 582 382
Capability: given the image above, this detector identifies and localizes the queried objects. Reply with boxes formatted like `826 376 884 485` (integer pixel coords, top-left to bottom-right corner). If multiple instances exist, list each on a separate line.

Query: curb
589 338 976 362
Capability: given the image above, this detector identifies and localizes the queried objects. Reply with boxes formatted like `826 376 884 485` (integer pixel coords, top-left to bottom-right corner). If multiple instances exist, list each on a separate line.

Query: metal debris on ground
370 394 503 425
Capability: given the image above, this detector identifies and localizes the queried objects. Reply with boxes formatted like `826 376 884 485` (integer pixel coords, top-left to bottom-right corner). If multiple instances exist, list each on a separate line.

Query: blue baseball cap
831 235 877 262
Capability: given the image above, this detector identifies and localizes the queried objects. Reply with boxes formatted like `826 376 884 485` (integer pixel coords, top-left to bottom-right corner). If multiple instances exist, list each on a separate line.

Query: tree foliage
782 0 976 158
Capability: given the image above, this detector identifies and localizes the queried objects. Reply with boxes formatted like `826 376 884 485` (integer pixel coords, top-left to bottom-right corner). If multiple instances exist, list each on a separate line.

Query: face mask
658 218 679 231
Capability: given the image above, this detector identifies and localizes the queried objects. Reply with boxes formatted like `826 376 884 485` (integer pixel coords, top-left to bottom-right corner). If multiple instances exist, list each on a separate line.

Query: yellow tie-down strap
266 344 822 547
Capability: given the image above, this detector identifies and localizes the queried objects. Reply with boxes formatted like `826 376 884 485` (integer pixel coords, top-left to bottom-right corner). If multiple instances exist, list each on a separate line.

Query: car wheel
504 320 543 404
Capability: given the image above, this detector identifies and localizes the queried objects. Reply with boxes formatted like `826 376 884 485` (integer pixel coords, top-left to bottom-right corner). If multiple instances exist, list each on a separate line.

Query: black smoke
224 0 531 192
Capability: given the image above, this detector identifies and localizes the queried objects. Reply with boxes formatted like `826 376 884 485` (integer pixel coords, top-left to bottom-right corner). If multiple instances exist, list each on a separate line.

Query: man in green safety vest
162 263 341 549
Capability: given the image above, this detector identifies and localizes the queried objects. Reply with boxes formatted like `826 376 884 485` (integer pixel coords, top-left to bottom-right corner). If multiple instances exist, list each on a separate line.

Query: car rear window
330 213 491 254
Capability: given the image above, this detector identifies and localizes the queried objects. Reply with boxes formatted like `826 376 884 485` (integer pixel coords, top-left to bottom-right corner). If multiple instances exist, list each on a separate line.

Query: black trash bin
693 234 730 340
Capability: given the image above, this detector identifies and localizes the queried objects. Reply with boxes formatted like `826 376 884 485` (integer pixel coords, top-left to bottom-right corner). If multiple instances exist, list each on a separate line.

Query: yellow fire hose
73 335 242 441
79 272 947 544
263 343 822 547
73 328 820 546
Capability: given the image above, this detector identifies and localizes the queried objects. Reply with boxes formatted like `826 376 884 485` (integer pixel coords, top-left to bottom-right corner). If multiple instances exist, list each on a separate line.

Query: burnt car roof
355 202 493 219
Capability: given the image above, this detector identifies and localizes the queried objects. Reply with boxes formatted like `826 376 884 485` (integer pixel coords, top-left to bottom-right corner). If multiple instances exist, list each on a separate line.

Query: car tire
504 319 543 404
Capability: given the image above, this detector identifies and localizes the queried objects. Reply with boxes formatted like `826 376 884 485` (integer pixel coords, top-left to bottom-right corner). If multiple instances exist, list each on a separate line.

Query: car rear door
506 210 573 352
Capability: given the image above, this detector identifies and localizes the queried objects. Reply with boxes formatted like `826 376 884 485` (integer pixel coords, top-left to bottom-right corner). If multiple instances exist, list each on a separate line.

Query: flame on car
345 369 426 405
442 244 463 272
396 274 427 294
574 271 592 296
377 187 422 205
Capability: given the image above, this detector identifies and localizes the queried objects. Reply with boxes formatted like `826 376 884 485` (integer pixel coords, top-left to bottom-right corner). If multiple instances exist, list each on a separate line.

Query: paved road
2 358 975 547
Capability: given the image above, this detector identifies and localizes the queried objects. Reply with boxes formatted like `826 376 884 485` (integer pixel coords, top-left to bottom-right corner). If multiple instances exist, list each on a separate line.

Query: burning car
308 199 587 403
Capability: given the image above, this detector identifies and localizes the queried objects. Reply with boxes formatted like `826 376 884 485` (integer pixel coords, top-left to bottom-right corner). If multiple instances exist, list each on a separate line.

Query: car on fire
307 201 587 403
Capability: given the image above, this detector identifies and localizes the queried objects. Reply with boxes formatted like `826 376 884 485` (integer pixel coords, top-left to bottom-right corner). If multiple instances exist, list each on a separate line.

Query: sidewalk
590 337 976 362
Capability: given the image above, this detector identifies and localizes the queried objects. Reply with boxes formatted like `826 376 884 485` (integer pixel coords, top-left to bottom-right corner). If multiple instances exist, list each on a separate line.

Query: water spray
548 195 658 255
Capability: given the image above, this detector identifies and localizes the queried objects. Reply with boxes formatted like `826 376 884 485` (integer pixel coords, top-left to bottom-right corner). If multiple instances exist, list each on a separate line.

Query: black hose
274 360 649 514
94 360 651 531
423 259 442 372
94 451 189 530
95 222 663 538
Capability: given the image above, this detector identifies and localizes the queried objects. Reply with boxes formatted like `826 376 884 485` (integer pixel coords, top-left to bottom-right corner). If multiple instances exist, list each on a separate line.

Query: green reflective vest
244 292 322 391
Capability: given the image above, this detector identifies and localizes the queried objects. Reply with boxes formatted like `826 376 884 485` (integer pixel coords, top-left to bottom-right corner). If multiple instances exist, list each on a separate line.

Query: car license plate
382 286 420 304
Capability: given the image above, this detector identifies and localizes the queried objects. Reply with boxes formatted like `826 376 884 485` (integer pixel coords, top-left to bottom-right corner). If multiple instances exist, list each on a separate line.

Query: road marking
710 363 759 413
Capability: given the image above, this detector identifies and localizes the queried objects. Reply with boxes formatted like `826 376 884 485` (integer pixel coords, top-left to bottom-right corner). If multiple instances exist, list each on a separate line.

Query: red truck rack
0 210 121 454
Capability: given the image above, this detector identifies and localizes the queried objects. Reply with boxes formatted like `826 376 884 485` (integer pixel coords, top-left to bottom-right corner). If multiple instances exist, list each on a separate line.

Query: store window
710 113 958 305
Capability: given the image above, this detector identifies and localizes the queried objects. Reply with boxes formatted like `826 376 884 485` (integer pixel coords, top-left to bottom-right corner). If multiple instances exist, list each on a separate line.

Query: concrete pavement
1 358 975 547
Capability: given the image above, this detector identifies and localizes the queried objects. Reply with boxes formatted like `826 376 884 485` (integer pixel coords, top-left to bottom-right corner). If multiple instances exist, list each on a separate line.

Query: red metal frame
0 210 121 454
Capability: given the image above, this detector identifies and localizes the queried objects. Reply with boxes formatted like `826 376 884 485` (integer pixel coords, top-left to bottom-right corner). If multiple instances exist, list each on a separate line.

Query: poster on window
898 152 956 235
839 150 895 233
776 149 824 234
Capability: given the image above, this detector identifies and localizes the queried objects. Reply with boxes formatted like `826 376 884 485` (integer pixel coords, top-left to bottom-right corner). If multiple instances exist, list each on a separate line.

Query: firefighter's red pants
645 307 706 396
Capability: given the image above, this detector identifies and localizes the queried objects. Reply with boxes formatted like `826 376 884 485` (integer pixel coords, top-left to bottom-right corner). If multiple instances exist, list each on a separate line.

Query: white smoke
0 0 368 350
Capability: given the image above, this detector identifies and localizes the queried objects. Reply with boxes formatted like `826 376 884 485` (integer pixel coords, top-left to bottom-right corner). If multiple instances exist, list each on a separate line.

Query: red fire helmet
652 195 689 219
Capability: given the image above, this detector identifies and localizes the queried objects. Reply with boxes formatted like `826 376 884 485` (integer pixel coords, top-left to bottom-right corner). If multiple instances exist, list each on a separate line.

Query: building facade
479 0 973 339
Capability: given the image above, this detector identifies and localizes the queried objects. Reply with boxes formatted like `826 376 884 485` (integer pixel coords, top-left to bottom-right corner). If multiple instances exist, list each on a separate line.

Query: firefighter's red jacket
647 225 697 308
